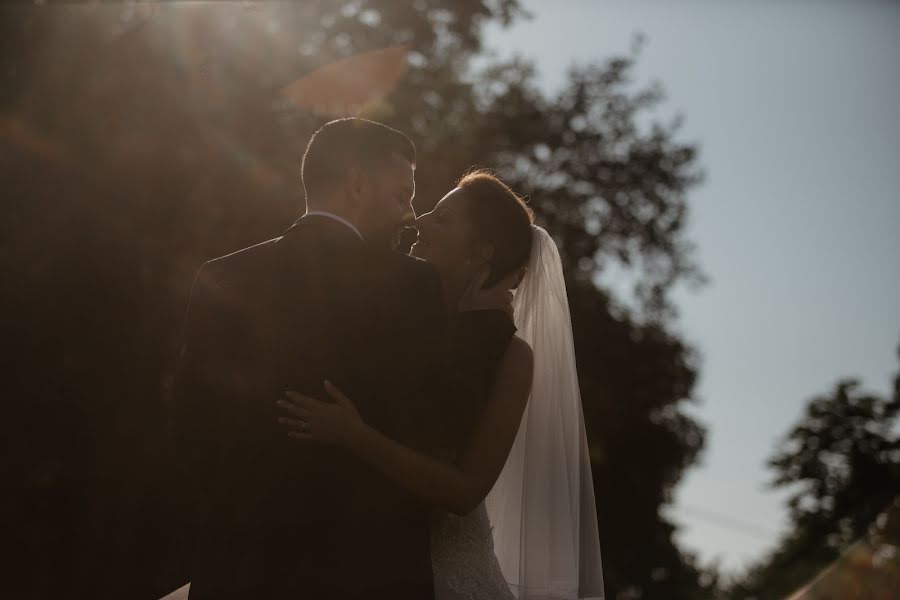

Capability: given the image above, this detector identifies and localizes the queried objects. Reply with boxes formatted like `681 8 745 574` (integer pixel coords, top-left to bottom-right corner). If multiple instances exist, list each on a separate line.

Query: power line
672 503 777 541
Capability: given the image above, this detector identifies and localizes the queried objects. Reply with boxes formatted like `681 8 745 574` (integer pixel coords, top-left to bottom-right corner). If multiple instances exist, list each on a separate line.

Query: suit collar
302 211 365 243
283 213 367 249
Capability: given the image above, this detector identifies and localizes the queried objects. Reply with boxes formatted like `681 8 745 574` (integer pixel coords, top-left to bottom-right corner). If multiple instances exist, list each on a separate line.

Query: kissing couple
163 118 604 599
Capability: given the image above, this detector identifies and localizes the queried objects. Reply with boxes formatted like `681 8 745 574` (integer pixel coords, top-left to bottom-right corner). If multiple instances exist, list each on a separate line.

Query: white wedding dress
431 503 515 600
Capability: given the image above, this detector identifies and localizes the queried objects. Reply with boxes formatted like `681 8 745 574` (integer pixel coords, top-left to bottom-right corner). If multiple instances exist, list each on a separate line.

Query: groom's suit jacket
171 215 454 599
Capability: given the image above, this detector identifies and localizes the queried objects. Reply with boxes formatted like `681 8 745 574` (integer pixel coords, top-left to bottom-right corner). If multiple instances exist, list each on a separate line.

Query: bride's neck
439 272 468 318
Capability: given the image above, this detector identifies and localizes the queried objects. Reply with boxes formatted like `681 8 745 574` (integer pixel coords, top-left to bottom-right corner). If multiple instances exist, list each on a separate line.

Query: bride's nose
414 209 434 224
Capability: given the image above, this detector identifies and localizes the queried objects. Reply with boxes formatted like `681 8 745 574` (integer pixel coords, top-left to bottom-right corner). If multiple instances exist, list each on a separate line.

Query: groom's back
180 216 445 599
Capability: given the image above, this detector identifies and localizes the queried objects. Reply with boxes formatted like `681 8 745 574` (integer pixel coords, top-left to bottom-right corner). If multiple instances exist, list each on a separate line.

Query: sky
483 0 900 572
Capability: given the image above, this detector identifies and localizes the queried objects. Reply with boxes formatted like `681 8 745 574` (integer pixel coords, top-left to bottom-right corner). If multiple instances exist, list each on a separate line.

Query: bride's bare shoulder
504 335 533 372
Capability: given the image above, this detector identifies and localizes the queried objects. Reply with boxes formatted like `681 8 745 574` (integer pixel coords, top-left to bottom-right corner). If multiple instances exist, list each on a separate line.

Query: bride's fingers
458 266 494 312
462 265 490 297
323 380 353 408
276 398 312 419
283 391 327 411
489 270 519 293
473 266 490 290
277 417 306 430
284 390 316 404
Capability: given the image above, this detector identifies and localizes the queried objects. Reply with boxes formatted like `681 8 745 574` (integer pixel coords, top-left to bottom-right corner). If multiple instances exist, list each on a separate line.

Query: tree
1 2 706 598
728 348 900 599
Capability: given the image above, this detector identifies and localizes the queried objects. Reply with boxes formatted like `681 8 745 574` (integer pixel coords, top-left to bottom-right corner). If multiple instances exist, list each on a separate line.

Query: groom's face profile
357 152 416 248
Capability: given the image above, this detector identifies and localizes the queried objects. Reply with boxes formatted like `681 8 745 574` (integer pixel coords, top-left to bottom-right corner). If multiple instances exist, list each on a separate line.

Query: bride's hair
457 169 534 288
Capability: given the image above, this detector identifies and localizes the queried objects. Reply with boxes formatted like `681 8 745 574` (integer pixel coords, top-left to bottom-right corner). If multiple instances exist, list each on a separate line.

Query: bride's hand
276 381 365 446
457 266 519 318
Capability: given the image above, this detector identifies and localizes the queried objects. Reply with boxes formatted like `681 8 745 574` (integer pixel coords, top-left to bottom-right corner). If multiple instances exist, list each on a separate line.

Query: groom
171 118 502 599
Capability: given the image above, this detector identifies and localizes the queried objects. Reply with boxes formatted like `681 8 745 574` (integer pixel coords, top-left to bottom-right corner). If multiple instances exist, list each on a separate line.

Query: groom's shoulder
192 236 283 294
204 236 282 274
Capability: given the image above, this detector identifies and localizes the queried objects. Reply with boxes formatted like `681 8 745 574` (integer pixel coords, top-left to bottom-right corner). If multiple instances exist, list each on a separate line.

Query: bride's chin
410 244 428 259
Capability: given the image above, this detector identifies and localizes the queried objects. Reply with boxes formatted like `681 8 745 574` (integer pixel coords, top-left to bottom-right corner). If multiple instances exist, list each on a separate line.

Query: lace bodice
431 502 514 600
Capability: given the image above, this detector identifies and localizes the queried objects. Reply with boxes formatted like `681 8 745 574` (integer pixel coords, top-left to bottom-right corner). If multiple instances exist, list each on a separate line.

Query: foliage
727 349 900 599
1 2 706 598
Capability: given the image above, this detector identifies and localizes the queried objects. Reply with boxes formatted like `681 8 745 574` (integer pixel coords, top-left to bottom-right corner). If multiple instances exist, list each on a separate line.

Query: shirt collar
303 211 365 243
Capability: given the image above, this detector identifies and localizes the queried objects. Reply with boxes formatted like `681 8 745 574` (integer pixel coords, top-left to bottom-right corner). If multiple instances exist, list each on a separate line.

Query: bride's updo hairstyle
457 169 535 288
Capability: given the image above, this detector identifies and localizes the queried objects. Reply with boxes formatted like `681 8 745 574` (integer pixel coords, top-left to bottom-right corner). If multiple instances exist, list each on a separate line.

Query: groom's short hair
301 118 416 206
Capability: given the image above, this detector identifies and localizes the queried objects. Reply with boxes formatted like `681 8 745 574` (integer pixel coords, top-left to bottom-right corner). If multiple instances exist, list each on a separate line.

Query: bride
163 170 603 599
279 170 604 599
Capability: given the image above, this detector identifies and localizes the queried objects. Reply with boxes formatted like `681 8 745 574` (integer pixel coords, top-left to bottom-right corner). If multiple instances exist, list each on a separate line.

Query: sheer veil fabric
485 226 605 599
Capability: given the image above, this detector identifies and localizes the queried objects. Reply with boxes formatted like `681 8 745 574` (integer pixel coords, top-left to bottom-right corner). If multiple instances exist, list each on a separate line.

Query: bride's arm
278 337 533 515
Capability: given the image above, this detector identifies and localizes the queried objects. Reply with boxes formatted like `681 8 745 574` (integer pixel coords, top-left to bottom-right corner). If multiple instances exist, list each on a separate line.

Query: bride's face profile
414 171 534 292
411 187 483 278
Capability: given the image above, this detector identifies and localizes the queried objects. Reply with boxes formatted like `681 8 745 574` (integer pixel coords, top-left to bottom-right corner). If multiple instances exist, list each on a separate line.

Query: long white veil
485 225 605 599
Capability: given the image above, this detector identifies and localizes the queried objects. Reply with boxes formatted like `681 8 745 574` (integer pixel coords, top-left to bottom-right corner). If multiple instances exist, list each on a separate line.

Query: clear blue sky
483 0 900 572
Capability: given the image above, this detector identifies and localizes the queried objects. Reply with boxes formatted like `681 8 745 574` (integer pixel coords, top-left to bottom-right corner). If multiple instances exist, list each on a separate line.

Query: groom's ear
345 166 368 205
347 167 372 206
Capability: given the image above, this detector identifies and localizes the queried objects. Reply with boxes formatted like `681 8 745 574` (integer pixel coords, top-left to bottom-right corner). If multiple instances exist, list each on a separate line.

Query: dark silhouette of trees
727 347 900 599
1 2 707 598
